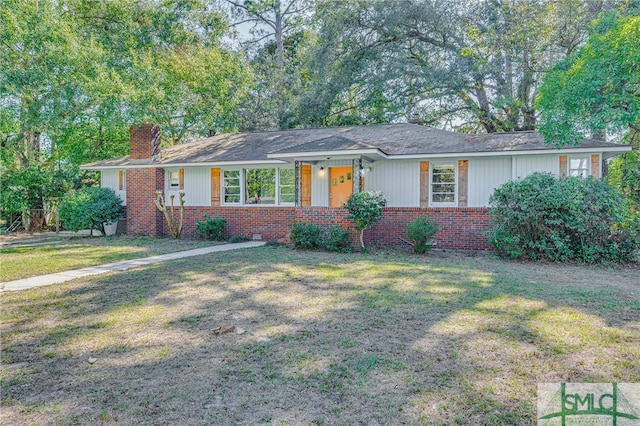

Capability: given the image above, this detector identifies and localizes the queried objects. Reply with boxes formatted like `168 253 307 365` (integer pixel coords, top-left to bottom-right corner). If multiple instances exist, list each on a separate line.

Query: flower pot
103 221 118 236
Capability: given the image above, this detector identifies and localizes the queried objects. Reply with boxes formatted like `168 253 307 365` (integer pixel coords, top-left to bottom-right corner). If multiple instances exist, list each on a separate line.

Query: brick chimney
126 123 165 236
130 123 161 160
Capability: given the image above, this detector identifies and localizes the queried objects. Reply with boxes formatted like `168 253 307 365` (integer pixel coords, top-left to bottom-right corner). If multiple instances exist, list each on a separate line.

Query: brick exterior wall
179 207 296 241
125 201 492 250
126 168 165 236
295 207 492 250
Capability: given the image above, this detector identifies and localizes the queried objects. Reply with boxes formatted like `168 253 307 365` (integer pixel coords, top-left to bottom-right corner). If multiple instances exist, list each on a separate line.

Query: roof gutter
385 146 632 160
80 159 288 170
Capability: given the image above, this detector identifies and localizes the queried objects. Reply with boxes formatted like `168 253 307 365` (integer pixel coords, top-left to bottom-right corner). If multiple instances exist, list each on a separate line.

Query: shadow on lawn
1 246 639 425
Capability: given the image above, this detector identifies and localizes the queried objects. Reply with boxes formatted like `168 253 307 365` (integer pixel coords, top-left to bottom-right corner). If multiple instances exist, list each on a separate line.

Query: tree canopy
2 0 639 223
1 0 251 169
538 12 640 145
298 0 611 131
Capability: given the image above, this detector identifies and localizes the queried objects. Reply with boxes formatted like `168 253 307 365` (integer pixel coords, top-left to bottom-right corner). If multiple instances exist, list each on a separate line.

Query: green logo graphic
538 383 640 425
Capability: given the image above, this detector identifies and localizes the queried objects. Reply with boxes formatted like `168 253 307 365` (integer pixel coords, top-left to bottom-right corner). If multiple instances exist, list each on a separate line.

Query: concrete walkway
1 241 266 292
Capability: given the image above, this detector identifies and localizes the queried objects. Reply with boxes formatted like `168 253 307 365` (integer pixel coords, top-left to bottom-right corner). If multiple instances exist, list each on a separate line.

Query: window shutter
118 170 124 191
591 154 600 178
559 155 567 177
458 160 468 207
420 161 429 207
211 168 220 206
179 168 184 190
301 165 311 206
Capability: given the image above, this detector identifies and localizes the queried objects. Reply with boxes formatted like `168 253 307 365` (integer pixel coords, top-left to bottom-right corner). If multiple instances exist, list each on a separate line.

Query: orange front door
329 167 353 207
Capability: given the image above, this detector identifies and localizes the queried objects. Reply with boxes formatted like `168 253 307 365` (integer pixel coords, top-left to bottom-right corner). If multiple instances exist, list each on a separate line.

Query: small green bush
59 187 123 235
290 222 352 252
322 225 352 252
488 172 639 263
290 221 322 249
344 191 387 250
406 216 439 253
195 215 227 240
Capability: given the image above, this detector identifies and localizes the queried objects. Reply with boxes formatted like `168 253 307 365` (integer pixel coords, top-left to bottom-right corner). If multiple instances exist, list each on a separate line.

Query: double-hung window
431 163 456 206
223 170 241 203
568 157 589 178
279 169 295 204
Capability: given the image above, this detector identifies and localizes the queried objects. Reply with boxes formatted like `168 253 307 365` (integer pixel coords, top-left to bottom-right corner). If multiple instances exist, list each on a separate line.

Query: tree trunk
275 10 285 66
28 209 45 233
20 130 41 168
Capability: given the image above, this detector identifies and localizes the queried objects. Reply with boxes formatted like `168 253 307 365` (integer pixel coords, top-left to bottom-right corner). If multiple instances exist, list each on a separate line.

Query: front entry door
329 167 353 207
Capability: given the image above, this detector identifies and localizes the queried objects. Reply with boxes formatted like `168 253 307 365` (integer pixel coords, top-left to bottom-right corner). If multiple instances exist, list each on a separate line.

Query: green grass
1 246 638 425
0 236 218 281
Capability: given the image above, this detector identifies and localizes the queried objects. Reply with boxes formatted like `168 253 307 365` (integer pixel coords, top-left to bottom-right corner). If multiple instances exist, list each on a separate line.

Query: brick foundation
295 207 492 250
126 204 492 250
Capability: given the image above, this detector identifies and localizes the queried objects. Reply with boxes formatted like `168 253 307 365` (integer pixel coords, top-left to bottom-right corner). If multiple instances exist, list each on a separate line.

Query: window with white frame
222 167 296 205
569 157 589 177
168 170 180 188
431 163 456 205
223 170 241 203
245 169 276 204
279 169 295 204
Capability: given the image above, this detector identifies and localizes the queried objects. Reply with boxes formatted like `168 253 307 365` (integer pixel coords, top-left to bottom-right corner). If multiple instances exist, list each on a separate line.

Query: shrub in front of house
344 191 387 250
488 172 639 263
290 221 322 250
322 225 352 253
59 187 123 235
196 215 227 241
290 222 352 252
406 216 439 253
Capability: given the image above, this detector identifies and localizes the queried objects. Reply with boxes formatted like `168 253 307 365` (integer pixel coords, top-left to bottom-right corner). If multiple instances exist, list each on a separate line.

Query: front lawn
1 247 638 425
0 236 218 282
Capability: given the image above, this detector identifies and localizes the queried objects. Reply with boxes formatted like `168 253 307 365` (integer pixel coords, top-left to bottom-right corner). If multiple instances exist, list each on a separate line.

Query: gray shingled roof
82 123 629 168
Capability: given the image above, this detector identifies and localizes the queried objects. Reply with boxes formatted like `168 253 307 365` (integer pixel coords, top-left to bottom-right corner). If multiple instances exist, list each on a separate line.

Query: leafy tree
538 12 640 145
227 0 309 65
1 0 251 170
344 191 387 250
228 0 312 130
302 0 611 130
0 163 75 231
58 187 124 235
538 10 640 215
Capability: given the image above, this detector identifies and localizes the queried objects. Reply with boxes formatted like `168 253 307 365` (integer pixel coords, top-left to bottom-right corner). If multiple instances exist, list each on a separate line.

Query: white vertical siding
100 170 126 205
364 160 419 207
165 167 211 207
468 157 512 207
513 155 558 179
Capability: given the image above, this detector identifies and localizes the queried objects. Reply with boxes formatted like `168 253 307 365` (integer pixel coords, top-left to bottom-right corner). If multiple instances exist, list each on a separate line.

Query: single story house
81 123 631 249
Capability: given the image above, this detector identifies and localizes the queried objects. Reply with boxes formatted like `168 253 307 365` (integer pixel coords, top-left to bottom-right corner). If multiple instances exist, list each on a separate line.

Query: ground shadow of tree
1 247 639 425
